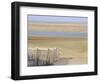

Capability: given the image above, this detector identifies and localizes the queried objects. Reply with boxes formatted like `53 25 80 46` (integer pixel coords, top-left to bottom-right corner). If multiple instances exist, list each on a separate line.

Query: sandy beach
27 15 88 66
28 36 87 65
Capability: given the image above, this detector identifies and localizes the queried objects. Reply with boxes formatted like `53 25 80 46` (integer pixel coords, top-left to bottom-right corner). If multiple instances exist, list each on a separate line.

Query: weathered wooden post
36 48 39 65
46 48 49 65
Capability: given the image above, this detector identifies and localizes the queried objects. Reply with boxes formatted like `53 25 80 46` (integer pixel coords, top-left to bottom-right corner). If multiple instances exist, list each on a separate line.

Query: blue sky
28 15 88 23
28 15 87 38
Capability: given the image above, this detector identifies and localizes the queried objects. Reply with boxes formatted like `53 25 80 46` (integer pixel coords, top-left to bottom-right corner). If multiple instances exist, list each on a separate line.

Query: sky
28 15 87 38
28 15 88 24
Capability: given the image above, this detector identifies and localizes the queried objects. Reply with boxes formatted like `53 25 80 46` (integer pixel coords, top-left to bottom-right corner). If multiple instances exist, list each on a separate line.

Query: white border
20 6 95 76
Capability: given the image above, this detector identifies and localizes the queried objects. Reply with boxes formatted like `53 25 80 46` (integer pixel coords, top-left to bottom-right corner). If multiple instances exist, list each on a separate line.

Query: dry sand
28 36 88 65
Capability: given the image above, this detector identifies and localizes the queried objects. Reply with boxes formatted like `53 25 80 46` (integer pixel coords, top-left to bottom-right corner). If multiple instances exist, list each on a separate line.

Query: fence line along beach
28 48 61 66
27 15 88 66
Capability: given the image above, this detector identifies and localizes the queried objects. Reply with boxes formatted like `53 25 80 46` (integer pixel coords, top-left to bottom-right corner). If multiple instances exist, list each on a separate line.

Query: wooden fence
28 48 60 66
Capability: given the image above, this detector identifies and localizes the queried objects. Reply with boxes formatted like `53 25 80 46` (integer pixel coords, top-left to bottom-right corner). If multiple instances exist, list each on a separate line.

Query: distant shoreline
28 36 87 40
